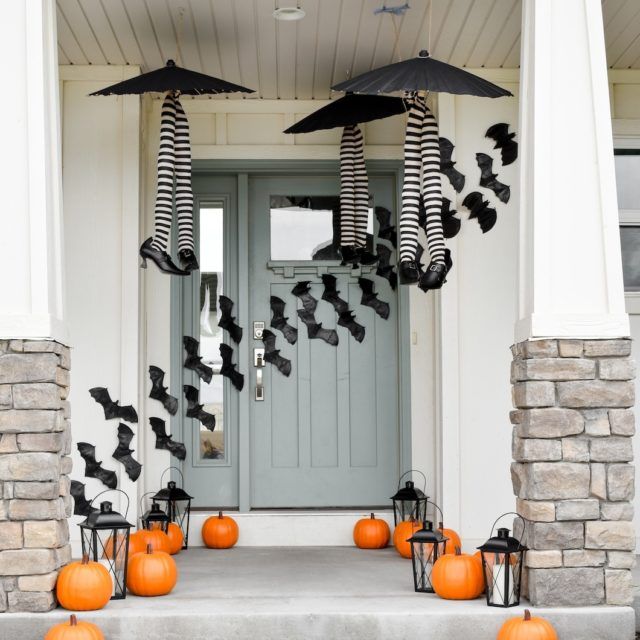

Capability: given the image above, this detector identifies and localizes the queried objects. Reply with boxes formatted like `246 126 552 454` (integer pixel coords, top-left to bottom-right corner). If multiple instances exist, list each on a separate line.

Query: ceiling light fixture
273 7 306 21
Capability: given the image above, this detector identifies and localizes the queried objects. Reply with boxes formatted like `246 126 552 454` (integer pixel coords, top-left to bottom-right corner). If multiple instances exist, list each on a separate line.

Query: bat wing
262 331 292 377
338 311 366 343
77 442 117 489
219 344 245 391
441 198 462 239
150 417 187 461
292 281 318 312
439 138 465 193
183 335 199 356
70 480 98 517
476 153 510 203
321 275 349 314
149 366 178 415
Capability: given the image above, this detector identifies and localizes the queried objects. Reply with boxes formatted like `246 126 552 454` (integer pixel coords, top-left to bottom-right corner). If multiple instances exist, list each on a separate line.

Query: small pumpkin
472 551 485 593
497 609 558 640
202 511 239 549
128 530 147 556
438 521 462 555
127 544 178 597
392 520 421 558
167 522 184 555
353 513 390 549
138 528 171 554
432 546 484 600
56 555 112 611
45 614 104 640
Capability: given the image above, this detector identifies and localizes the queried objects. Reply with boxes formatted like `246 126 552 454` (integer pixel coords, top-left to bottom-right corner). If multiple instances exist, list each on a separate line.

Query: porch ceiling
56 0 640 100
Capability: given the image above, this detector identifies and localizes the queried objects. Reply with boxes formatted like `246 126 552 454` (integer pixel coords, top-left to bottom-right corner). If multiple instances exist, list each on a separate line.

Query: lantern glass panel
393 498 427 525
80 526 129 600
142 503 170 533
481 551 523 607
410 539 445 593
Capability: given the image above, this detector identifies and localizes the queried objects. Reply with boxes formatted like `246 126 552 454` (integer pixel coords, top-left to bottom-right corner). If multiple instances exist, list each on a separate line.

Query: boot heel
140 256 147 269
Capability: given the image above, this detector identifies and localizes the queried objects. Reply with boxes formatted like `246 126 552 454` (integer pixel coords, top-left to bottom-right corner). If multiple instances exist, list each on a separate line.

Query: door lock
253 321 265 340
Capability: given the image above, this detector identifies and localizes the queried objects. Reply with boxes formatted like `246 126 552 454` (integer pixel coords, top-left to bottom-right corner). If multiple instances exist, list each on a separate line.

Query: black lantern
141 501 171 533
478 513 527 608
408 520 448 593
391 470 428 525
153 467 193 549
79 491 132 600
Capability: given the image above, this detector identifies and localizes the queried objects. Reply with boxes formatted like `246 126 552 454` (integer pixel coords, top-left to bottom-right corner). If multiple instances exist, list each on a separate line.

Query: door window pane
620 226 640 292
269 195 373 260
198 207 225 460
614 151 640 210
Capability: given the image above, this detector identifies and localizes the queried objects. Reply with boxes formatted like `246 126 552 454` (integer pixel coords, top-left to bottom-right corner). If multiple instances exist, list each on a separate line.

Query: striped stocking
174 97 195 253
352 125 369 248
340 125 369 248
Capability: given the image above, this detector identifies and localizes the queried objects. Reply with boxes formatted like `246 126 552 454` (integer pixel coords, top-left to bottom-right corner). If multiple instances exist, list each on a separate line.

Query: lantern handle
489 511 528 541
160 466 184 487
89 488 130 518
139 491 157 521
425 500 444 526
397 469 427 492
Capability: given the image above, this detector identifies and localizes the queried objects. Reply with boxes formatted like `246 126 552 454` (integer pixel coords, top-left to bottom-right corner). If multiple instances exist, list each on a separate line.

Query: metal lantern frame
390 470 429 526
477 512 528 608
79 489 133 600
408 519 448 593
153 467 193 549
139 491 171 534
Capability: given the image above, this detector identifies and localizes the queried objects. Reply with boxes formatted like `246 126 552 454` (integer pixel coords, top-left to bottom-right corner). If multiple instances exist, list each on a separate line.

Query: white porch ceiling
56 0 640 100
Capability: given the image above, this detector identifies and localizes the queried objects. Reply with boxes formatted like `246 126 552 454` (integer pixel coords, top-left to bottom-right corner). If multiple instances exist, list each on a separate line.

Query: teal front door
180 167 406 510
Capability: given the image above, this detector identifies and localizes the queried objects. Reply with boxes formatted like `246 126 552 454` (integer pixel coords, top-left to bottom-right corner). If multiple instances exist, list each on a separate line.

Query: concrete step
3 548 636 640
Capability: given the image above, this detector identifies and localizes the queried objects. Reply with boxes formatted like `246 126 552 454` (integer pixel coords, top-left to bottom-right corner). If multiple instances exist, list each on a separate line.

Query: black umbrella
90 59 254 96
284 94 406 134
332 50 512 98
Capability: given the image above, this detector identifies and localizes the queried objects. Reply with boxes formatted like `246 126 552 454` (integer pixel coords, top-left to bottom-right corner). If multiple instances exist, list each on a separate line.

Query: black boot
178 249 199 272
356 248 379 266
139 238 188 276
398 260 420 285
419 249 453 291
340 246 359 267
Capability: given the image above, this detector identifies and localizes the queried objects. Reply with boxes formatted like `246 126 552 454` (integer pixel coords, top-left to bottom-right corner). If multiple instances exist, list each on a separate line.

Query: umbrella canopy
284 94 406 134
90 59 254 96
332 50 512 98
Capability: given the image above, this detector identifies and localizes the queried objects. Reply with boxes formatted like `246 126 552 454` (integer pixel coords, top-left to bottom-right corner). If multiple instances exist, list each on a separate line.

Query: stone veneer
0 340 71 612
511 338 636 606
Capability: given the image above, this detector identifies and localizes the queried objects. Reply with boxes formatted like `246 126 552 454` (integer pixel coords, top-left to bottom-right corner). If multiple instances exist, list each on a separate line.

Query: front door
179 168 405 510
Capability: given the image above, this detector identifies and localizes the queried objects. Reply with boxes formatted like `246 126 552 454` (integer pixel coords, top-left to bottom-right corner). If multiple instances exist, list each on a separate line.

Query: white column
516 0 629 341
0 0 66 342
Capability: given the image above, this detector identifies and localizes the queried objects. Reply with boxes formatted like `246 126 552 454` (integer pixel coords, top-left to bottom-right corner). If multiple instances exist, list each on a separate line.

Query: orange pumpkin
497 609 558 640
472 551 485 592
353 513 390 549
438 522 462 555
167 523 184 555
392 520 421 558
45 614 104 640
202 511 239 549
432 546 484 600
138 528 171 554
127 544 178 597
101 533 129 561
56 555 112 611
128 531 146 556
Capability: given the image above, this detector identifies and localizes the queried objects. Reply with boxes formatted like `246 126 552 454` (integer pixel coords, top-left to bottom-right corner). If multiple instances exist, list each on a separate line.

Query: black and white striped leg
339 125 357 249
352 125 369 249
174 97 195 253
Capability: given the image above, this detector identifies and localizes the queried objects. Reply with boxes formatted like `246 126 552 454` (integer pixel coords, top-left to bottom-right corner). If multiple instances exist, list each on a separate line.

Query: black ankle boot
398 260 420 285
419 249 453 291
356 248 379 266
340 246 359 267
139 238 188 276
178 249 199 272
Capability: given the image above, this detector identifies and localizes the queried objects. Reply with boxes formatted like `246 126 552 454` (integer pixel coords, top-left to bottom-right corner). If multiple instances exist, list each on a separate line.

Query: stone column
0 341 71 611
511 338 635 606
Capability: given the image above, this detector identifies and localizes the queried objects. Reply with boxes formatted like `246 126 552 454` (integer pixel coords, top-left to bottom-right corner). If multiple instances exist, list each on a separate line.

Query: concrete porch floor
2 547 635 640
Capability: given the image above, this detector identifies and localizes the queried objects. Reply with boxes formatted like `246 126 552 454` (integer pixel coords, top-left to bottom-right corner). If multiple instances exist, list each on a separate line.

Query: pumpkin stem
524 609 531 621
81 554 89 565
218 511 223 519
146 544 153 555
370 513 375 519
69 614 77 627
454 546 462 556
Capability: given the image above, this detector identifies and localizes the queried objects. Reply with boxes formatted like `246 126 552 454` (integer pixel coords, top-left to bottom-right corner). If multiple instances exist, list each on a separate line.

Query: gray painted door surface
248 175 401 508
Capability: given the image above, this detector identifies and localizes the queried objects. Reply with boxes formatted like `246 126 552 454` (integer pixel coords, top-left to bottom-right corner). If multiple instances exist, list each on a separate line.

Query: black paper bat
77 442 118 490
218 295 243 344
321 274 349 314
439 138 465 193
415 243 427 277
220 343 245 391
358 278 390 320
262 330 292 377
112 424 142 482
375 206 397 247
486 123 518 166
148 366 178 416
183 336 213 383
70 480 98 517
150 417 186 461
291 281 318 312
476 153 510 204
441 197 462 239
376 244 397 290
338 311 365 343
462 191 497 234
297 309 339 346
270 296 298 345
183 384 216 431
89 387 138 423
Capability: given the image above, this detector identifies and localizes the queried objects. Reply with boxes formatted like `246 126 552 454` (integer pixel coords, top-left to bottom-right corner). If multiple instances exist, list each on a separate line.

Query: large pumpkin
138 528 171 554
438 522 462 555
353 513 390 549
202 511 239 549
392 520 421 558
497 609 558 640
56 555 112 611
45 614 104 640
167 523 184 555
432 546 484 600
127 544 178 597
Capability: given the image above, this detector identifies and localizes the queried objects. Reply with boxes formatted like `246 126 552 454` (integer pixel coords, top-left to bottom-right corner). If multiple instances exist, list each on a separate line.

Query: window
614 149 640 294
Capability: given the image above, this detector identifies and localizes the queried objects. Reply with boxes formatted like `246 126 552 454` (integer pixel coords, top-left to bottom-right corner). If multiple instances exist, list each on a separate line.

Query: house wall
59 64 640 551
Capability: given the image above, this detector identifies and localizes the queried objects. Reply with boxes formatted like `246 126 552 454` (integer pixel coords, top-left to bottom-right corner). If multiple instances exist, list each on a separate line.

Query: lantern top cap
407 520 447 544
153 481 193 502
477 527 526 553
390 480 427 502
80 500 132 529
143 502 170 522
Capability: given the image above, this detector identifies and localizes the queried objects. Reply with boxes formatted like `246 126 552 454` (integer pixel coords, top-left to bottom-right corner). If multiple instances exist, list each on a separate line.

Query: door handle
254 347 265 402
